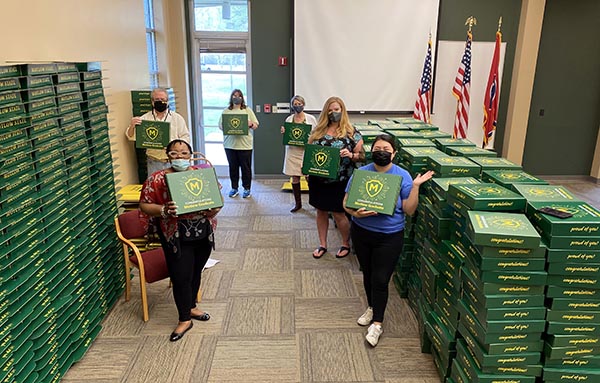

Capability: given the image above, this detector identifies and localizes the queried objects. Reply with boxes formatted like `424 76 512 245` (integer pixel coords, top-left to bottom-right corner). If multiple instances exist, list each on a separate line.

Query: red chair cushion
118 210 146 239
129 248 169 283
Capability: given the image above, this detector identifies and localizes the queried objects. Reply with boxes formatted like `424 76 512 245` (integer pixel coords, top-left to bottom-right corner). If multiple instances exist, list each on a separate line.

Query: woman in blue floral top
307 96 364 259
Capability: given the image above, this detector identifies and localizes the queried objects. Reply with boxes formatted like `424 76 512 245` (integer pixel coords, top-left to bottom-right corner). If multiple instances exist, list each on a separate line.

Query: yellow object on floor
117 184 143 202
281 177 309 191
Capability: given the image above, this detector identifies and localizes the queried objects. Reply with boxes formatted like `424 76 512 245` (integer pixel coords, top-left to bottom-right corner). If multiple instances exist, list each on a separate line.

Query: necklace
179 218 208 238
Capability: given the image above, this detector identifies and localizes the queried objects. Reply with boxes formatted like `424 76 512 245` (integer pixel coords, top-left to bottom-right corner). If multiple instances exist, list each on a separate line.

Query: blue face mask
171 159 190 172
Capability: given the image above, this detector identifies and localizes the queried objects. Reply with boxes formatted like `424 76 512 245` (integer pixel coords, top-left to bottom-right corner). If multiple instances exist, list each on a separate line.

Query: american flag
452 31 472 139
413 39 432 123
482 30 501 148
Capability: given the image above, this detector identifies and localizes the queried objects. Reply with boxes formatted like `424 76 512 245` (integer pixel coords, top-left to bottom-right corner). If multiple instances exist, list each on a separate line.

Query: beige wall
154 0 192 140
502 0 546 165
1 0 150 189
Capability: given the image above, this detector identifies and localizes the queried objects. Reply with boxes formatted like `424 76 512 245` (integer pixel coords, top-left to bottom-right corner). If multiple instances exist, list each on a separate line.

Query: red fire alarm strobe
278 56 288 66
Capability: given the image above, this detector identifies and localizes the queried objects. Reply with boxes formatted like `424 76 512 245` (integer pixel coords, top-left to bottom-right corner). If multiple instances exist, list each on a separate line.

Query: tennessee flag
482 30 501 148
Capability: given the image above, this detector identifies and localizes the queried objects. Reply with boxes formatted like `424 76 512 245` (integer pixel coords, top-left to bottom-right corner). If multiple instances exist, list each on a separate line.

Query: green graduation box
0 77 20 92
135 120 170 149
430 177 480 198
0 65 19 79
543 367 600 382
0 91 22 107
447 183 526 212
469 157 522 172
345 169 402 215
282 122 311 147
359 131 381 143
466 211 541 249
398 138 436 147
399 146 446 164
527 201 600 237
301 144 340 179
420 130 453 139
512 184 579 203
429 156 481 177
386 130 423 140
446 146 497 157
434 138 476 151
546 248 600 264
222 113 249 135
165 167 223 214
481 170 548 188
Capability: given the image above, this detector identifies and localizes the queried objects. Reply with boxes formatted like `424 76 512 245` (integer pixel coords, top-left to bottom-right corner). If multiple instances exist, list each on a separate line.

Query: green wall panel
251 0 292 175
523 0 600 175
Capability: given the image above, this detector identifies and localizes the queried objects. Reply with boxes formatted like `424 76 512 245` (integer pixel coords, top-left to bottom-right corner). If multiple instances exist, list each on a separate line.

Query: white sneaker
366 324 383 347
357 307 373 326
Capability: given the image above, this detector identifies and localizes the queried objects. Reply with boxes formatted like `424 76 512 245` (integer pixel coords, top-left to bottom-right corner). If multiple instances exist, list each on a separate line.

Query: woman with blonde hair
307 96 363 259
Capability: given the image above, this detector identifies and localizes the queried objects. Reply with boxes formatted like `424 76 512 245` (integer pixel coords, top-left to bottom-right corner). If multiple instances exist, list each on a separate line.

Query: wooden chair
115 210 170 322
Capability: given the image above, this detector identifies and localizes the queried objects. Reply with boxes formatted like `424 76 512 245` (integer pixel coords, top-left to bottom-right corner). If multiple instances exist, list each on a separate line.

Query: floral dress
312 130 362 182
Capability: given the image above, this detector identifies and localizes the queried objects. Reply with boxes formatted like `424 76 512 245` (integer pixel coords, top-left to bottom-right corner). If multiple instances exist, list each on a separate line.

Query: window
194 0 248 32
144 0 159 87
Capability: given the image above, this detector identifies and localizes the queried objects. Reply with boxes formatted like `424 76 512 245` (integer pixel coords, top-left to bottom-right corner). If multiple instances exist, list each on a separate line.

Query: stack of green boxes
515 185 600 381
413 176 477 379
130 88 176 116
130 88 176 182
398 146 446 178
0 63 120 383
354 123 382 162
452 210 546 382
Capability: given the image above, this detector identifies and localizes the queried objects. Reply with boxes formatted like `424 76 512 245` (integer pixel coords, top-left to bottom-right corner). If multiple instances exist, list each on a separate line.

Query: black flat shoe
191 312 210 321
169 321 193 342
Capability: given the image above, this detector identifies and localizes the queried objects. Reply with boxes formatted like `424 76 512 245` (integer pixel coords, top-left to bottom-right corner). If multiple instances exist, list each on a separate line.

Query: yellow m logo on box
185 178 203 197
315 152 327 167
365 179 384 198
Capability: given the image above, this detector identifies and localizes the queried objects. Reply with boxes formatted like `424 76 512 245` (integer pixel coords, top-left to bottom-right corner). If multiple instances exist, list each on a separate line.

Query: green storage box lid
466 211 541 249
469 157 522 171
447 183 526 212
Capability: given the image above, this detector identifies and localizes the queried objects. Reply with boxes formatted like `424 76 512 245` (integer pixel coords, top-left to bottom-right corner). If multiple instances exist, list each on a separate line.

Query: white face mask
171 159 190 172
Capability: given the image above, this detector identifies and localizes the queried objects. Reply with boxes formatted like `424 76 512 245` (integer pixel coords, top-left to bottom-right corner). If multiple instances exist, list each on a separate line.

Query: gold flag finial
498 16 503 32
465 16 477 32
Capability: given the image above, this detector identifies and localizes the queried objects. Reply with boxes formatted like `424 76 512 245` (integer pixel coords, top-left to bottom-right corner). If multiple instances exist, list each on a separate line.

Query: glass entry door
198 50 248 169
190 0 250 175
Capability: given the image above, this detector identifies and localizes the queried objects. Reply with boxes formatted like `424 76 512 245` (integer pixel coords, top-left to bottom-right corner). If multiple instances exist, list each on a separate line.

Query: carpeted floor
62 176 600 382
63 177 440 383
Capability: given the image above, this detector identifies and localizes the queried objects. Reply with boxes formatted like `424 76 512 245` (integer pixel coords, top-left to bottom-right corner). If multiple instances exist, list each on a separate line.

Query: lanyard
152 109 170 122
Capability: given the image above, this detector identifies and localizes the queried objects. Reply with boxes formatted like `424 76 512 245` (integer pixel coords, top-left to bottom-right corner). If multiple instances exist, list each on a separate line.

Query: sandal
313 246 327 259
336 246 351 258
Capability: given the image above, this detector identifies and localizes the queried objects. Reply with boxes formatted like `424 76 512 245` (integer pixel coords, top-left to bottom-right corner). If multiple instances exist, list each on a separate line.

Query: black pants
163 238 212 322
225 148 252 190
351 222 404 323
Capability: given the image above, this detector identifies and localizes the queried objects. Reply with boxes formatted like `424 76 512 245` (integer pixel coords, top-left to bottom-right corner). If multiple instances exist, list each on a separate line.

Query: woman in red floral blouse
139 139 220 342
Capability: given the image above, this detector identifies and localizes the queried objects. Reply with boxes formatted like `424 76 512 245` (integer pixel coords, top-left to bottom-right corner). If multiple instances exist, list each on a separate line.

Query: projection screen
294 0 440 112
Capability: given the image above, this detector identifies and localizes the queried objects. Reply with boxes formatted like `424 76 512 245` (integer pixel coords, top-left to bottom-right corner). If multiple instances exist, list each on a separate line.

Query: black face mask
372 150 393 166
153 101 168 112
